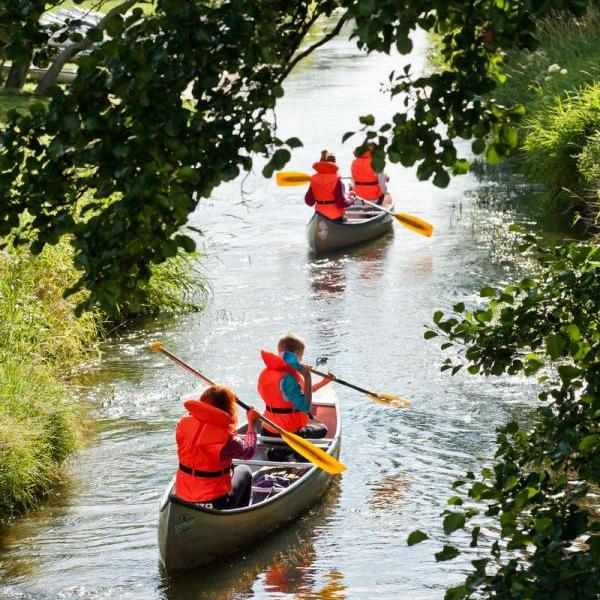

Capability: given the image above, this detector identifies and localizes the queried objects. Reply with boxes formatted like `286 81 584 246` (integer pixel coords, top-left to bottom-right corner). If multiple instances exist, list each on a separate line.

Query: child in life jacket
257 333 331 439
351 142 390 204
305 150 353 222
175 385 259 509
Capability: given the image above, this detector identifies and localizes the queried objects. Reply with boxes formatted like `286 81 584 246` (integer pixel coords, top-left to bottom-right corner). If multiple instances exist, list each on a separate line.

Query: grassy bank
493 7 600 225
0 241 203 520
1 89 204 518
0 243 97 517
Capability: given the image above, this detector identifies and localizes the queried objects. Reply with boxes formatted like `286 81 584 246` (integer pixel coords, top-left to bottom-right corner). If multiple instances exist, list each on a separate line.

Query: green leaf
342 131 355 143
407 530 429 546
285 137 303 149
445 586 468 600
435 545 460 561
433 169 450 188
424 330 438 339
579 435 599 453
546 333 565 359
480 286 496 297
471 138 486 155
359 114 375 126
443 512 466 535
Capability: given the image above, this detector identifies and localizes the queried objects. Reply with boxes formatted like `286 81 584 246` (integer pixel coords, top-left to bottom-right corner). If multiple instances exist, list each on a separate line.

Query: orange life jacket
175 399 236 503
351 152 382 200
310 161 345 220
257 350 309 434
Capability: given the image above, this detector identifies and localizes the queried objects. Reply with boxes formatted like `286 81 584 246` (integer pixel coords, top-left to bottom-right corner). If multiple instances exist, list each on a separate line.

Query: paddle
276 170 433 238
149 342 346 475
309 365 412 408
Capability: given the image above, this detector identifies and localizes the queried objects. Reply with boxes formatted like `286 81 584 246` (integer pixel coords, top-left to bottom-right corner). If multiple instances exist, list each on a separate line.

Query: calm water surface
1 26 541 600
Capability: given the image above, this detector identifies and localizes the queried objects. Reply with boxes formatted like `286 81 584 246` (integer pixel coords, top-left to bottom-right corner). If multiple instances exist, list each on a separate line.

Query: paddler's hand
246 408 260 424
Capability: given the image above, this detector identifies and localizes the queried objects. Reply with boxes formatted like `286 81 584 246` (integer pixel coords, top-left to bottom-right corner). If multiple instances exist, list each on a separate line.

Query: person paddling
175 385 259 509
258 333 332 440
351 142 389 204
305 150 353 222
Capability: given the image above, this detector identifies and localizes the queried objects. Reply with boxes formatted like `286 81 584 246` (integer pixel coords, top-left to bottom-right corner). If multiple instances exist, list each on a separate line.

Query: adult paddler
351 142 389 205
305 150 353 222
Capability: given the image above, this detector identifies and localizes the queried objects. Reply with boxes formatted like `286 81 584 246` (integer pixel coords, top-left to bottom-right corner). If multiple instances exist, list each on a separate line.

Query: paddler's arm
220 408 259 460
305 186 316 206
311 375 333 393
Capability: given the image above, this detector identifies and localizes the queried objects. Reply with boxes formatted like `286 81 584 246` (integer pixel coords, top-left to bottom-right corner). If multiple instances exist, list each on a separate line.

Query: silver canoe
157 387 342 572
306 195 394 254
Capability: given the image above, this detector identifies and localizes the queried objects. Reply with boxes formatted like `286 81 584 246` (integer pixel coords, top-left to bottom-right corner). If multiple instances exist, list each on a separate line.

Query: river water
1 25 543 600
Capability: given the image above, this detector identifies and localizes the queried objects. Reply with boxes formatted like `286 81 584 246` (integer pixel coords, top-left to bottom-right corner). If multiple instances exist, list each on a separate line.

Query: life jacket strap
265 405 296 414
178 463 231 478
354 180 378 185
315 200 336 205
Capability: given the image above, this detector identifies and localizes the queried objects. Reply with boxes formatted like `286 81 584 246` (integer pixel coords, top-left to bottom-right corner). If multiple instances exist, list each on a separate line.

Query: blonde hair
277 333 305 355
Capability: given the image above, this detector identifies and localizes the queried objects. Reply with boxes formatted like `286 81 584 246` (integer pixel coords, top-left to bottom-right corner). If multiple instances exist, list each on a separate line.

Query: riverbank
0 239 203 520
493 7 600 227
0 89 204 519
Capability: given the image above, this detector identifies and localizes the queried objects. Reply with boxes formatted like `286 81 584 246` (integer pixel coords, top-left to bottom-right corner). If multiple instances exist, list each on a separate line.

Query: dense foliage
490 7 600 222
0 0 596 313
410 233 599 598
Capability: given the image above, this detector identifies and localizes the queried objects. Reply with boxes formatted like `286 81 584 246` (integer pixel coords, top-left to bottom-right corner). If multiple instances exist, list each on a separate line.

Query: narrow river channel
1 24 542 600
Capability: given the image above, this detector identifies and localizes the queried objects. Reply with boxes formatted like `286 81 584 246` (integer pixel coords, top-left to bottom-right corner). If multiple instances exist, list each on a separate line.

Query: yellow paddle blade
279 430 346 475
149 341 164 351
394 213 433 237
276 171 311 186
368 393 412 409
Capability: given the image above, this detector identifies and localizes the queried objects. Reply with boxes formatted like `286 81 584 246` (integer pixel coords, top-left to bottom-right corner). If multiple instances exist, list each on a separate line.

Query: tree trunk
35 0 138 96
5 62 29 91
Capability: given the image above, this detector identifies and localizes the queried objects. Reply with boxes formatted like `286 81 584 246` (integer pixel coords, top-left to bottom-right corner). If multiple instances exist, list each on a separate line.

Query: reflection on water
161 484 341 600
367 473 410 512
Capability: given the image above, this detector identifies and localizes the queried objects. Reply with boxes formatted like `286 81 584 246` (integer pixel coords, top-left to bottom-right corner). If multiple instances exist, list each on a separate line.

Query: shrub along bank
0 240 202 520
492 7 600 225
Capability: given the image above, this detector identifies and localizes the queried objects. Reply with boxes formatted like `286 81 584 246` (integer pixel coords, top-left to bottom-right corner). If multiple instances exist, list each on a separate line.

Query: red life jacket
310 161 345 220
257 350 309 434
351 152 382 200
174 399 236 503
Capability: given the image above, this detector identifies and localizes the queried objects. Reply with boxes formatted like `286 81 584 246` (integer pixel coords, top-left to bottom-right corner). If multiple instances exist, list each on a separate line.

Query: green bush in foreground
412 233 600 599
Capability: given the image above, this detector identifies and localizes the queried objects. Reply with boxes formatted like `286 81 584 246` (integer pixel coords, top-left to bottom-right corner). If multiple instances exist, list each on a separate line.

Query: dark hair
277 333 305 355
320 149 336 163
200 385 238 419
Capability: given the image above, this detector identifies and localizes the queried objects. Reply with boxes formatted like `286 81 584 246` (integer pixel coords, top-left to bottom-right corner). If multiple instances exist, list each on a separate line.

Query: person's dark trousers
211 465 252 510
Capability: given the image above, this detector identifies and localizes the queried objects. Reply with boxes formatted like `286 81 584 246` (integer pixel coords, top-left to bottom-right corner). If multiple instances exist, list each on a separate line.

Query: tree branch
35 0 138 96
279 13 346 82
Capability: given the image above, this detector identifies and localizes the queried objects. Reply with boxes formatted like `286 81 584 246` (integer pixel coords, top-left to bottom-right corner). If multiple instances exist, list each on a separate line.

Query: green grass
0 240 205 520
0 243 98 519
0 87 41 126
488 7 600 219
57 0 155 14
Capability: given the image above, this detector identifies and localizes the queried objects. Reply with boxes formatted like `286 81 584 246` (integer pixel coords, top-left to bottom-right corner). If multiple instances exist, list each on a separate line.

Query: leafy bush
415 233 600 599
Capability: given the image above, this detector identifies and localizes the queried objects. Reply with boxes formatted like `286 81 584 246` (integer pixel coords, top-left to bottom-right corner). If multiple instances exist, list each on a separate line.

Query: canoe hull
158 395 341 572
306 201 394 253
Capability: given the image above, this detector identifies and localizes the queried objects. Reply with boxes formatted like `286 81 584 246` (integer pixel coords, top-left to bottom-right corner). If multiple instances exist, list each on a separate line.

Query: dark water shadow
158 480 343 600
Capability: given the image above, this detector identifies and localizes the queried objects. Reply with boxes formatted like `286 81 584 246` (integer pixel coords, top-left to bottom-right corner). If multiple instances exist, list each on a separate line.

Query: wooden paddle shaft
309 366 377 397
155 346 286 435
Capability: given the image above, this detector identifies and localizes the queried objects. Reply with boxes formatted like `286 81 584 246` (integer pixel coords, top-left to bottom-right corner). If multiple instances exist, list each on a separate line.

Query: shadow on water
159 481 344 600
